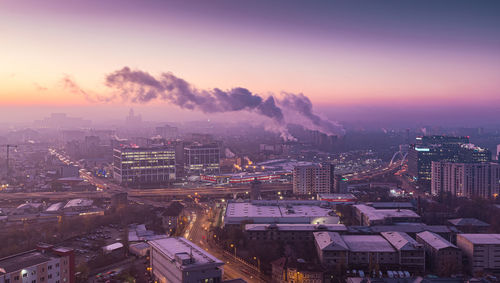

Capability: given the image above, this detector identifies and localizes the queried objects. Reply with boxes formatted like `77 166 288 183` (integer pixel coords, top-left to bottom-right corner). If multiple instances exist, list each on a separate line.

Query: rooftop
0 250 58 274
342 235 396 253
350 223 455 234
64 198 93 208
313 232 348 251
448 218 490 227
354 204 420 222
102 242 124 252
317 193 357 201
416 231 457 250
46 202 64 212
225 200 335 221
457 234 500 245
381 231 423 251
149 237 223 271
367 202 415 210
128 224 168 242
245 223 347 232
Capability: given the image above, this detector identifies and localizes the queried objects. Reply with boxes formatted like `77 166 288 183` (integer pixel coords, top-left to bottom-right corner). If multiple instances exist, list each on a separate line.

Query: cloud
33 83 48 91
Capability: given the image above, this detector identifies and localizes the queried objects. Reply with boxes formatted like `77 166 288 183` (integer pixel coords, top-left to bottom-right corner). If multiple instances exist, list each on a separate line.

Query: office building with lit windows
408 135 491 184
0 244 74 283
113 146 176 187
183 143 220 176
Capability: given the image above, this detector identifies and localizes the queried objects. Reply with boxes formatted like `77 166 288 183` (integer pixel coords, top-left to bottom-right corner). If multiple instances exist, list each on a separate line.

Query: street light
253 256 261 271
230 244 236 257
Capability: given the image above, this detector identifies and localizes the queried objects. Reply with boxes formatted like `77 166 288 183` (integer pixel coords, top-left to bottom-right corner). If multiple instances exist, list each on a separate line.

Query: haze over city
1 1 500 283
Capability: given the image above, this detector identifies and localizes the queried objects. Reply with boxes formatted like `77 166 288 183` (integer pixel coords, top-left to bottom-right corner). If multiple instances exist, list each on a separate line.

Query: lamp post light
253 256 261 271
230 244 236 257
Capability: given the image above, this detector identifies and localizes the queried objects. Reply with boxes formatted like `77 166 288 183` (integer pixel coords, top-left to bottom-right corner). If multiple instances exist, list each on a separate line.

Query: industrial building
456 234 500 274
224 200 339 226
149 237 224 283
113 146 176 187
353 204 421 226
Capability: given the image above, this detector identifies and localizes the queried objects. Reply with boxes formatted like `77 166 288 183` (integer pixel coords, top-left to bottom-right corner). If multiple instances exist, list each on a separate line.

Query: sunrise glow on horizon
1 0 500 109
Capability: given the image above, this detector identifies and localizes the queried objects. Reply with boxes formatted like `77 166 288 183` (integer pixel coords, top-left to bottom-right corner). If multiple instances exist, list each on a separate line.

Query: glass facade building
113 146 176 187
408 136 491 185
183 143 220 176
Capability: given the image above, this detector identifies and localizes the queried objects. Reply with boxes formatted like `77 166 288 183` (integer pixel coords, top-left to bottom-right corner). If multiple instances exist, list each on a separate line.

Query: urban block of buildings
315 231 427 275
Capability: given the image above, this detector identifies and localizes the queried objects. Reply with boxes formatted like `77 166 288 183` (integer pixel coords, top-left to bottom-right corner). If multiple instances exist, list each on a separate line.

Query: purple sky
1 0 499 127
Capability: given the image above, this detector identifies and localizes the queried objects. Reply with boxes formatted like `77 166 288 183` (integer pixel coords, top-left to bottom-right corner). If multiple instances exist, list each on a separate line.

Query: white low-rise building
353 204 421 226
224 200 339 226
149 237 224 283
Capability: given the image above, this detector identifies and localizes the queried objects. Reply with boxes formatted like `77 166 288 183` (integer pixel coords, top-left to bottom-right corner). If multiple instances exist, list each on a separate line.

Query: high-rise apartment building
408 135 491 184
183 143 220 176
293 163 334 195
431 162 500 199
113 146 176 187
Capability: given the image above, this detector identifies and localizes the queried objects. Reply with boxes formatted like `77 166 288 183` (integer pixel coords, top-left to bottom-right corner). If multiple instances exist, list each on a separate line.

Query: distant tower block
250 178 262 200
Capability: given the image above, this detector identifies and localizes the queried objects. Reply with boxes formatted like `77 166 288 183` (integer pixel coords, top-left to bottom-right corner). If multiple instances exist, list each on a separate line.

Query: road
345 162 401 182
0 184 292 200
185 205 269 283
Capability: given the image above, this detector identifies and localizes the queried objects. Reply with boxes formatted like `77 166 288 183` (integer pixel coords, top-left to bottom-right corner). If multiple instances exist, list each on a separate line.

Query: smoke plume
65 66 344 139
105 67 285 123
279 92 344 135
